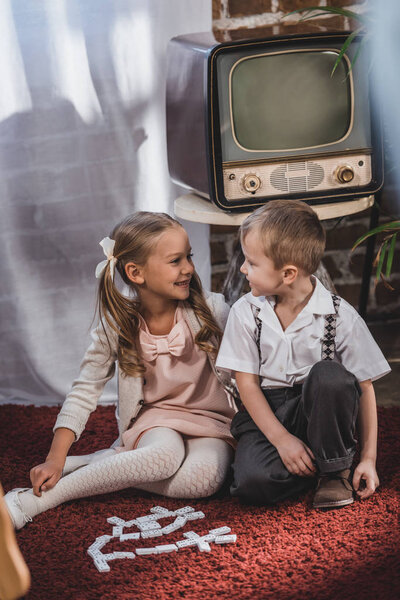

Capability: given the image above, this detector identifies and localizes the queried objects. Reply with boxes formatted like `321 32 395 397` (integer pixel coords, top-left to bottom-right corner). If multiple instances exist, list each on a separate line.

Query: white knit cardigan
54 292 237 446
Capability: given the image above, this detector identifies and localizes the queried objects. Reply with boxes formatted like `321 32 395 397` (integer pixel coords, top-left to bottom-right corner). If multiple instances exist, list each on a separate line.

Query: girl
6 212 236 529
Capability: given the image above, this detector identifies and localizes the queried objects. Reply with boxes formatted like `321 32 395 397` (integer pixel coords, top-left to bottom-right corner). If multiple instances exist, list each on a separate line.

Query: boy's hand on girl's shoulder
352 459 379 499
275 433 317 477
30 458 64 497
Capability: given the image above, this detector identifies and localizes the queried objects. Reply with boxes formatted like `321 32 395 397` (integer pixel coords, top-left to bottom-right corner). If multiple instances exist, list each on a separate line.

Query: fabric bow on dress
140 320 193 362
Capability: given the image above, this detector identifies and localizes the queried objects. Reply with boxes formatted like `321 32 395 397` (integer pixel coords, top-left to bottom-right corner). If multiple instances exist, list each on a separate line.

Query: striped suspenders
321 294 341 361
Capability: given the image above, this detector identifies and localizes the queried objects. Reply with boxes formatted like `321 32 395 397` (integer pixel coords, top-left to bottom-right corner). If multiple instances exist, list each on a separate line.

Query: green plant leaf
375 240 388 282
385 233 397 278
352 221 400 250
331 28 362 75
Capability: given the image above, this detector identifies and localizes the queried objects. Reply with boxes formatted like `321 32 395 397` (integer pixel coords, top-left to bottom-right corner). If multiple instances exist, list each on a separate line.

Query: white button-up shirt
216 278 390 388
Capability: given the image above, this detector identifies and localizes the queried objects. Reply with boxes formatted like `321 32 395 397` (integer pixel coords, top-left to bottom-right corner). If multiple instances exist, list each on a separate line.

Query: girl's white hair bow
95 237 117 281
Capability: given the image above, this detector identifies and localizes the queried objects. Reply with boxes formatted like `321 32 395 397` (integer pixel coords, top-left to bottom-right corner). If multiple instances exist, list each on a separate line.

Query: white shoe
4 489 33 531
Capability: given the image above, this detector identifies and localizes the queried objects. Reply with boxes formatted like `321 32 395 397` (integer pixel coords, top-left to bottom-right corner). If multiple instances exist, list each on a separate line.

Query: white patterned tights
16 428 233 521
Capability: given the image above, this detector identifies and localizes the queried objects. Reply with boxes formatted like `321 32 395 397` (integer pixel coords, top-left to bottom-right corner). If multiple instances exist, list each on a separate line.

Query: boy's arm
235 371 316 477
352 379 379 499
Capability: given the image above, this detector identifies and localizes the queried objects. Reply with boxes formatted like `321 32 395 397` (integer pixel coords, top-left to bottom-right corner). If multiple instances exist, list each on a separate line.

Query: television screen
230 50 352 152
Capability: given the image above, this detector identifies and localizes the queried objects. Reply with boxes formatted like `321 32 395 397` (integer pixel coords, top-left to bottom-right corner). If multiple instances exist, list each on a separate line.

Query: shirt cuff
216 356 260 375
354 361 391 383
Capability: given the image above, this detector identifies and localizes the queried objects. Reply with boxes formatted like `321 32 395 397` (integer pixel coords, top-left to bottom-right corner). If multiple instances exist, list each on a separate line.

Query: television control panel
222 152 372 202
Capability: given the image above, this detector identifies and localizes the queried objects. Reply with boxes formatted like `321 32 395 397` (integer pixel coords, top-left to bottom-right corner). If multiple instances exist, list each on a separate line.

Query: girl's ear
125 262 145 285
282 265 298 285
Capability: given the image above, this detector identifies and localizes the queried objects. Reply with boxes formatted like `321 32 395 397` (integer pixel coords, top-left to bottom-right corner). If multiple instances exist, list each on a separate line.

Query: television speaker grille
270 162 324 193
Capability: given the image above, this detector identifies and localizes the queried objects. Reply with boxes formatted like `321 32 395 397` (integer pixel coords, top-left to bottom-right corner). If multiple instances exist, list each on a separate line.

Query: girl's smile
174 279 191 286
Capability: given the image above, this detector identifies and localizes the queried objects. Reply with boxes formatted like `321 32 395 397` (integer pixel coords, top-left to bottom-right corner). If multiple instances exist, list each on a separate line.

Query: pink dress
119 305 235 450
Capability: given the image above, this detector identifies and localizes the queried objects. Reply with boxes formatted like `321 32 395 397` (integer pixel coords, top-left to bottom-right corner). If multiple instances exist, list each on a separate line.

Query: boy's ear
282 265 298 284
125 262 145 285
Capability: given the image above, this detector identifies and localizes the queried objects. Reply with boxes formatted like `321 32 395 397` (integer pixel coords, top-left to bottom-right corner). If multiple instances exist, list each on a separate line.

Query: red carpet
1 405 399 600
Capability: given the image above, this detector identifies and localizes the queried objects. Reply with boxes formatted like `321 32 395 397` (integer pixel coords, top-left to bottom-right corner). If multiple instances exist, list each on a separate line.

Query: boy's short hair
240 199 326 275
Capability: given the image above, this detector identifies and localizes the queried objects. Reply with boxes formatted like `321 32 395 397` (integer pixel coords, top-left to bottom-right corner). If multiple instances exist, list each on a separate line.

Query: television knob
243 174 261 193
335 165 354 184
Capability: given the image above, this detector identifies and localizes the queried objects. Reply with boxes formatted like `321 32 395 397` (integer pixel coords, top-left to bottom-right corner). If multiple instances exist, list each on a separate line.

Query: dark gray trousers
230 361 361 505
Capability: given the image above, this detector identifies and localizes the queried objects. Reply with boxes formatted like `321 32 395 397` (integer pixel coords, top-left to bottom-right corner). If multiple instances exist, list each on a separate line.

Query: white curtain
0 0 211 406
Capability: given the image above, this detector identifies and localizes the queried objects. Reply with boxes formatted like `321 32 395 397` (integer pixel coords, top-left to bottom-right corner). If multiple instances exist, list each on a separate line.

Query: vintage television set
166 25 383 212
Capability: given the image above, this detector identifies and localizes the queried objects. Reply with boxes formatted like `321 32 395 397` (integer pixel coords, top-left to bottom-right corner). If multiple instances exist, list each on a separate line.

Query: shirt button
138 399 144 405
279 366 284 373
129 417 136 426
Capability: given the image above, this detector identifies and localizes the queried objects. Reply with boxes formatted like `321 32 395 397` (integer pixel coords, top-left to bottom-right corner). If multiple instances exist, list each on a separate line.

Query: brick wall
210 0 400 319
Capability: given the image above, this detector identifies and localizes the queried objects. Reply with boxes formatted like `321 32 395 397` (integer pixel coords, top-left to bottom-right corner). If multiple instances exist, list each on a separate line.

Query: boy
216 200 390 508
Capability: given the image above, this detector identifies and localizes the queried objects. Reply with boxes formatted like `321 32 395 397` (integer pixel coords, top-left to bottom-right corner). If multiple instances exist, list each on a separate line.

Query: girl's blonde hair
240 199 326 274
96 211 222 377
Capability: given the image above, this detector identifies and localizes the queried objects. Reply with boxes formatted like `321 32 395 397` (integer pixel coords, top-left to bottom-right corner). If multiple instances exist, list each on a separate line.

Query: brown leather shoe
0 483 30 600
313 469 354 509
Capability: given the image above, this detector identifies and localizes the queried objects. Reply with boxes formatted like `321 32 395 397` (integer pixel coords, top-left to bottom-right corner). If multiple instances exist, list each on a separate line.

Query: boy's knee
309 360 348 380
307 361 359 396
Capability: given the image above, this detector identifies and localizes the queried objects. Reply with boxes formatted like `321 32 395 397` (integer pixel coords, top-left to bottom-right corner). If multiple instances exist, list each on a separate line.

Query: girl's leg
135 437 233 498
5 428 185 529
62 448 117 475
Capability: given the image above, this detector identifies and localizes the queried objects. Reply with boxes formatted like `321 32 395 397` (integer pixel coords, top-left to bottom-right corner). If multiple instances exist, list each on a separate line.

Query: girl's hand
275 433 316 477
30 458 64 497
352 459 379 499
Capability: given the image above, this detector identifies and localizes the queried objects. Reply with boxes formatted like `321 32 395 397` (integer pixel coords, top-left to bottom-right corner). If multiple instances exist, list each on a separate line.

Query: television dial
243 174 261 193
335 165 354 184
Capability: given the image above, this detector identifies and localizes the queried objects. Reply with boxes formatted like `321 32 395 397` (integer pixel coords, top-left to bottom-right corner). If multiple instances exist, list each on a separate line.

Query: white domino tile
87 505 237 571
155 544 178 553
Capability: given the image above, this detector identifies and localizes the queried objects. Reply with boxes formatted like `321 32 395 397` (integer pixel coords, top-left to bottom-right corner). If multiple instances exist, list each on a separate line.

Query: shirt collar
305 276 336 316
244 277 336 335
244 292 283 336
245 277 334 315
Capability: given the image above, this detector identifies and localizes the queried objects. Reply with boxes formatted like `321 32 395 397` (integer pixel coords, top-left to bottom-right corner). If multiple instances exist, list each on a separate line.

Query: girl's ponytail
187 272 223 356
96 262 144 377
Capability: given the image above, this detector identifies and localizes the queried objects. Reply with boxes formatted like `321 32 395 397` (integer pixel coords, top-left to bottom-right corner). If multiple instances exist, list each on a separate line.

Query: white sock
135 437 233 498
17 428 185 520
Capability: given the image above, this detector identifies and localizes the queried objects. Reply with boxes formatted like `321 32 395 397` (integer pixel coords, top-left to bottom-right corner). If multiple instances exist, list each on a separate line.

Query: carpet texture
1 405 399 600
